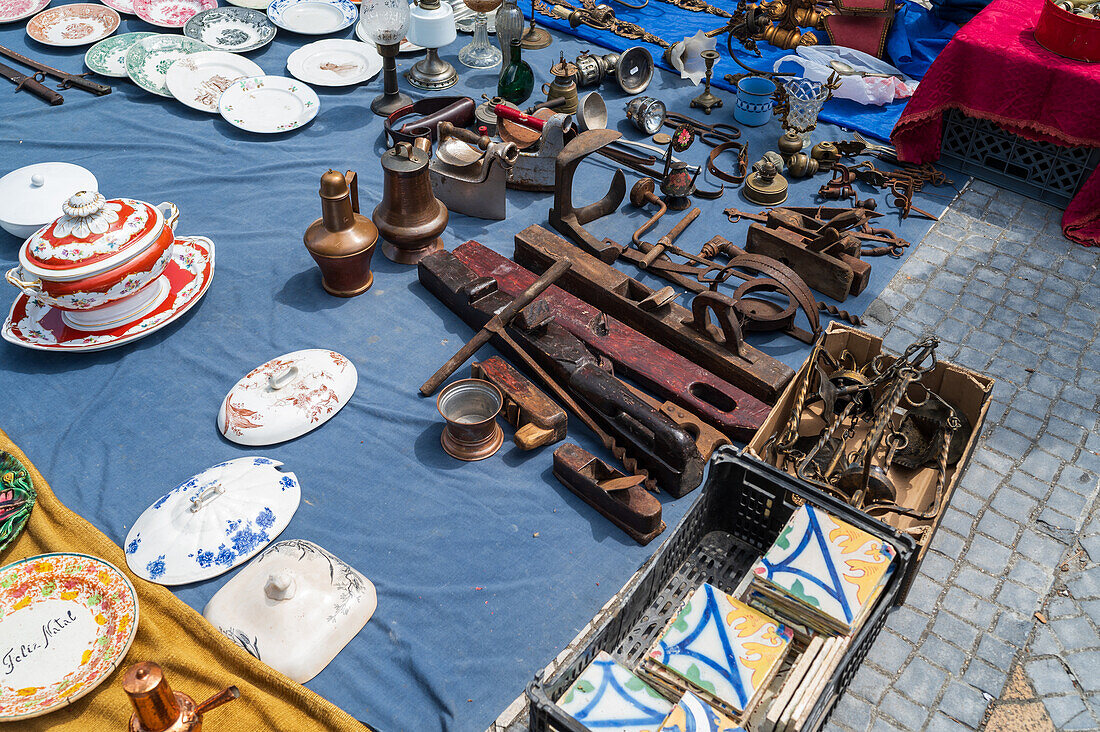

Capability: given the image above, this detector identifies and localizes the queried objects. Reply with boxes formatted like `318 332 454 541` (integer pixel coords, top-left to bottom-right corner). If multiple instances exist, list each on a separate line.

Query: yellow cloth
1 429 367 731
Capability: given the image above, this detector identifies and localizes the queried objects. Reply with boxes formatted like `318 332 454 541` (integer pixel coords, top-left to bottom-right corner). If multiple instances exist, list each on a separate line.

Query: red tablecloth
892 0 1100 246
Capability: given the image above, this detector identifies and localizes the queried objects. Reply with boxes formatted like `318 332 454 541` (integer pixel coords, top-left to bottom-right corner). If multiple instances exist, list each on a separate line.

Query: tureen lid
0 162 97 231
124 457 301 586
203 540 376 683
218 349 357 446
22 191 161 274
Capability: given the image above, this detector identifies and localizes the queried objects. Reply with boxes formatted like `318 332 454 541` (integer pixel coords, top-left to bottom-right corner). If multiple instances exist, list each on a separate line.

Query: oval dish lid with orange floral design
0 553 138 722
21 191 163 276
218 349 357 446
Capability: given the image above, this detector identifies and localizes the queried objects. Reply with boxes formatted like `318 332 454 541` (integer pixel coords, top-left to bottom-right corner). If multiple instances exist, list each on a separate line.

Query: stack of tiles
658 691 746 732
556 651 673 732
641 583 793 719
747 504 896 637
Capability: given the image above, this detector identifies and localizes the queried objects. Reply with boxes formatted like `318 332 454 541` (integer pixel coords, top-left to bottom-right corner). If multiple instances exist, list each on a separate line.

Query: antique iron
549 129 626 262
429 121 519 220
689 49 723 114
123 662 238 732
437 378 506 460
471 356 567 449
506 110 572 191
303 170 378 297
373 136 448 264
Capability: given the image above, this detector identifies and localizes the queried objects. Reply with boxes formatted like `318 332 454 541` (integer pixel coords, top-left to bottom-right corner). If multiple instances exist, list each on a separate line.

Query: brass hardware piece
123 662 238 732
690 49 723 114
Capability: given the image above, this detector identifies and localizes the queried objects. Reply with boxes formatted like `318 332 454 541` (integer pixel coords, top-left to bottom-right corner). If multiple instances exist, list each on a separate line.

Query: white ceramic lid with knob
203 539 376 683
124 457 301 585
218 349 357 446
0 163 98 239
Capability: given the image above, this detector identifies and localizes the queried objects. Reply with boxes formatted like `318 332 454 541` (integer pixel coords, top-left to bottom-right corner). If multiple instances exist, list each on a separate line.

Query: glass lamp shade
359 0 411 44
407 0 457 47
496 0 524 50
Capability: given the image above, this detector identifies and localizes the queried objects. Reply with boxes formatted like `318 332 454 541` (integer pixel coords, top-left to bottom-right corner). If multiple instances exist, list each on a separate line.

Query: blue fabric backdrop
0 8 954 730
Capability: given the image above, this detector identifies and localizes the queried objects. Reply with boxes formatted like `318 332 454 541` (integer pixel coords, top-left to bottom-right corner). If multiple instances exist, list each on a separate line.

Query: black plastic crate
940 108 1100 208
526 447 916 732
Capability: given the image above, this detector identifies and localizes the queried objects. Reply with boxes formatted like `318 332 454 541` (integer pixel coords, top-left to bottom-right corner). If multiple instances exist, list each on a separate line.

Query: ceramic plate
218 75 318 133
84 31 154 77
133 0 216 27
0 0 49 25
183 6 275 52
266 0 355 35
26 3 120 46
165 50 262 112
218 349 357 445
101 0 134 15
3 236 215 352
124 457 300 585
224 0 269 10
353 19 420 52
286 39 379 86
125 33 208 97
0 553 138 722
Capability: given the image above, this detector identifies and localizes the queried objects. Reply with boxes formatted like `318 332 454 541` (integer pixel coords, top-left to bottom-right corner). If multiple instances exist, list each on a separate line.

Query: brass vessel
373 137 449 265
123 662 238 732
541 53 579 114
303 170 378 297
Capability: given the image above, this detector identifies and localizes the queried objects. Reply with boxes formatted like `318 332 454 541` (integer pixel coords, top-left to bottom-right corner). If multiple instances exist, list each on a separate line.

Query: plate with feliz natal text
26 3 120 46
0 553 138 722
0 0 50 25
84 32 155 77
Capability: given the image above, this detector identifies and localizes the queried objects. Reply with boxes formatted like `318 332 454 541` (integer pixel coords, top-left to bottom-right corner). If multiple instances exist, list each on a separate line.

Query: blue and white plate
124 457 301 585
184 7 277 52
266 0 355 35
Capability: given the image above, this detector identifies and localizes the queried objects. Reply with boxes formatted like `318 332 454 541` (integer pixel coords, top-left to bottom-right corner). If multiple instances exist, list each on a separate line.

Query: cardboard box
745 322 994 602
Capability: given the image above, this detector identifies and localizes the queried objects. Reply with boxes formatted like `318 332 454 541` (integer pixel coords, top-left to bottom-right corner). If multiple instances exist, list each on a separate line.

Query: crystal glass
496 0 523 52
358 0 410 43
782 78 830 147
458 0 503 68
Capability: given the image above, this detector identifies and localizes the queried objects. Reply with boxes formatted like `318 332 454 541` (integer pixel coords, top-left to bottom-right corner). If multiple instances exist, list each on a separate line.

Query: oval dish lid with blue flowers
124 457 301 586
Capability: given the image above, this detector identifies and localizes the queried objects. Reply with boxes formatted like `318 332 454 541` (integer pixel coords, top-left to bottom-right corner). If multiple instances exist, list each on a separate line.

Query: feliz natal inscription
2 610 80 676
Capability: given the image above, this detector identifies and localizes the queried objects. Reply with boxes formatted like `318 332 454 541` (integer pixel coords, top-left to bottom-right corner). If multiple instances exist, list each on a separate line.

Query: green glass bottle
497 38 534 104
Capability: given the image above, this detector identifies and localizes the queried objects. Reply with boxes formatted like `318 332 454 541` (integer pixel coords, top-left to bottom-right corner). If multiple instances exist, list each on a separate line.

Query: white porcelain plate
26 3 120 46
0 0 50 25
125 33 209 97
218 348 357 445
224 0 270 10
183 6 276 52
286 38 379 86
218 75 319 133
124 457 301 586
166 51 263 112
266 0 355 34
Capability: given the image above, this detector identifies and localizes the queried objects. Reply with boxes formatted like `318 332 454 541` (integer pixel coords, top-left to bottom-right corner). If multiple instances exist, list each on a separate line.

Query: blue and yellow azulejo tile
658 691 746 732
557 650 674 732
647 583 793 714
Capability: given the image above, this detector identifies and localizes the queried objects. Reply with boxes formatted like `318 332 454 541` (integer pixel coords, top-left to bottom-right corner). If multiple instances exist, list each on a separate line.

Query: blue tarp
0 9 953 730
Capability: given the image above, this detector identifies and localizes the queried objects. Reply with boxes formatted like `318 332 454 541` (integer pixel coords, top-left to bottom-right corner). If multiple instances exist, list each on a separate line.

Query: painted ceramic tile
648 584 792 714
557 651 673 732
750 504 896 628
658 691 745 732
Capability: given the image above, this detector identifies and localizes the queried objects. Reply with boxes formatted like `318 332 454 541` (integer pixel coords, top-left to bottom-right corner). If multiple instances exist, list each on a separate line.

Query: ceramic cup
735 76 777 127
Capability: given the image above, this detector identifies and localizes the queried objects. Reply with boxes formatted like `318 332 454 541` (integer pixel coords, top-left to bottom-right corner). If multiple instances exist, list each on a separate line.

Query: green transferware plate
84 32 156 79
125 33 208 97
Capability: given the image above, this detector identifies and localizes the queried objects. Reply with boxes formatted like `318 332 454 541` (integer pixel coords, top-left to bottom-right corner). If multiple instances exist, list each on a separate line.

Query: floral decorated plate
124 457 300 585
218 75 318 133
2 236 214 352
266 0 356 35
0 451 36 554
125 33 208 97
0 553 138 722
183 6 275 52
218 349 357 445
286 39 379 87
0 0 50 25
26 4 120 46
84 32 155 77
165 51 262 113
101 0 135 15
133 0 216 28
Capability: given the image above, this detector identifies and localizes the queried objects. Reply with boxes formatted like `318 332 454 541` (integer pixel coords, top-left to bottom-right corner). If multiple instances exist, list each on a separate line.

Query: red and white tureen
5 191 180 330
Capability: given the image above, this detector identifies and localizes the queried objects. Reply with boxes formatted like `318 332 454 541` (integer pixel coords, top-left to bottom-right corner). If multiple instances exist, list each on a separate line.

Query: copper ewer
373 137 449 265
436 378 504 460
303 170 379 297
123 661 238 732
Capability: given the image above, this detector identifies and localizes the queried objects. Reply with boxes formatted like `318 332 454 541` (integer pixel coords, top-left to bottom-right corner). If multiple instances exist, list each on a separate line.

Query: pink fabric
891 0 1100 246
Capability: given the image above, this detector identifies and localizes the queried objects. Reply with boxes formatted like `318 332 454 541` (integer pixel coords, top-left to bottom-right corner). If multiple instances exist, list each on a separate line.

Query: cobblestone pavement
824 181 1100 732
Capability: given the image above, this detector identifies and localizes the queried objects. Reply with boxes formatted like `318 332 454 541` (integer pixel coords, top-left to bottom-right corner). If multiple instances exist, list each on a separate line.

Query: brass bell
786 152 819 178
743 152 788 205
303 170 378 297
373 137 449 265
541 52 579 115
123 661 238 732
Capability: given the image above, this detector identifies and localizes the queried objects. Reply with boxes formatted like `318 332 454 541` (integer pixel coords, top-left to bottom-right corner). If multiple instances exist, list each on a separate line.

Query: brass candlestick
690 49 723 114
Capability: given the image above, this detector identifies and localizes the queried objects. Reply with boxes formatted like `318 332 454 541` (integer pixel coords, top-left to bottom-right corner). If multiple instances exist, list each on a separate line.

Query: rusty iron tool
0 61 62 105
471 356 567 449
420 259 571 395
628 178 703 268
549 128 626 264
553 443 665 545
0 44 110 96
889 179 939 221
622 381 731 459
513 224 795 402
